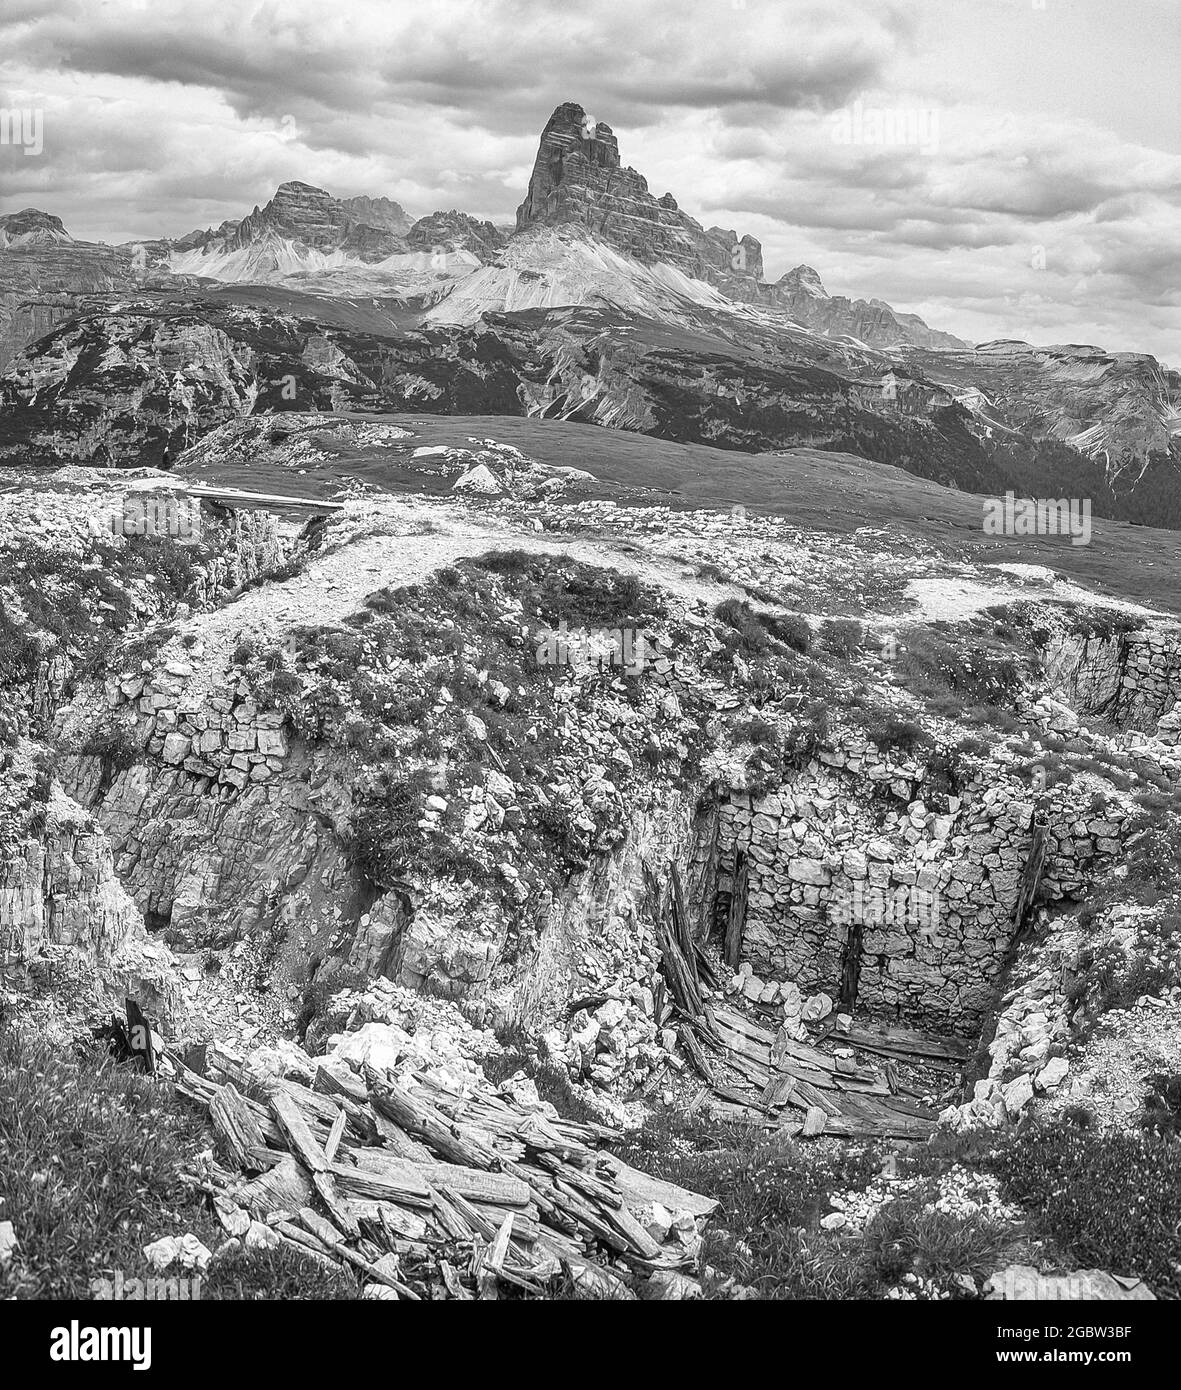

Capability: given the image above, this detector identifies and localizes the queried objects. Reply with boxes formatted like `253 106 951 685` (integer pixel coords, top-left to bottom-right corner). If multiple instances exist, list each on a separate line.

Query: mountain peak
515 101 764 294
779 264 828 298
0 208 73 247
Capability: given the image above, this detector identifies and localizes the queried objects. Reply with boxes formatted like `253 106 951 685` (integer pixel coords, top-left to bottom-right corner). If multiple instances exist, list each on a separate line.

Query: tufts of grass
614 1109 882 1298
862 1195 1008 1286
985 1121 1181 1298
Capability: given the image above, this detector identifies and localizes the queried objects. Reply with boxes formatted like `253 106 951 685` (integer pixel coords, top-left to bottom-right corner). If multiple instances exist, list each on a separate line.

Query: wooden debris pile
172 1044 718 1301
645 861 724 1083
703 1005 966 1140
643 861 965 1142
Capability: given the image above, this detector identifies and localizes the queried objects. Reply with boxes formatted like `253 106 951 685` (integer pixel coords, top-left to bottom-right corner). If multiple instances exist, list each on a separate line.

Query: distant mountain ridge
3 99 1179 515
0 209 140 369
1 100 963 354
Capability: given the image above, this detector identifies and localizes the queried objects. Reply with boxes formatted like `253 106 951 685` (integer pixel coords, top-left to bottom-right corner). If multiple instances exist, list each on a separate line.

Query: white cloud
0 0 1176 356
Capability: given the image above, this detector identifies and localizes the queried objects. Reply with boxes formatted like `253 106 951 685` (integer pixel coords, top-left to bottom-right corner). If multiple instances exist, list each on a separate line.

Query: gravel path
167 500 733 701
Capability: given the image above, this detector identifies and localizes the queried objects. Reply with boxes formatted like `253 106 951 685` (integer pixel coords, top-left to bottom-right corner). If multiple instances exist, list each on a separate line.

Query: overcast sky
2 0 1178 359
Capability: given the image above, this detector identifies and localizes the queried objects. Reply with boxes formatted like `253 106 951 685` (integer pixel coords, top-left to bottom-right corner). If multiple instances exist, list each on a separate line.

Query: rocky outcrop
199 181 408 262
770 264 965 351
1040 617 1181 732
516 102 764 299
407 210 507 262
0 209 139 368
338 194 412 238
0 785 182 1026
514 103 961 349
901 339 1181 483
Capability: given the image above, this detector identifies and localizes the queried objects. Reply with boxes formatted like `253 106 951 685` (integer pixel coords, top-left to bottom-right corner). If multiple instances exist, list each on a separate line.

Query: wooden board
598 1155 720 1219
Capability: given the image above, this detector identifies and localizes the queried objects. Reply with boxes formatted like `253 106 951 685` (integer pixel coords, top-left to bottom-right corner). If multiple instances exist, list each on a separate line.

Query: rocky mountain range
2 74 1180 1316
1 101 1179 519
0 209 141 370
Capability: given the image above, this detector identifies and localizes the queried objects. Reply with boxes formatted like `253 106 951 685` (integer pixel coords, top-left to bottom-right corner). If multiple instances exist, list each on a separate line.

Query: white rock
801 992 833 1022
1002 1072 1035 1115
640 1202 673 1243
1036 1056 1070 1091
143 1233 212 1272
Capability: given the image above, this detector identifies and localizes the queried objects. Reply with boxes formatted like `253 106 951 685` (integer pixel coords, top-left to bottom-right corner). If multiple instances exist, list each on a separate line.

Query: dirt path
905 567 1160 626
168 500 741 700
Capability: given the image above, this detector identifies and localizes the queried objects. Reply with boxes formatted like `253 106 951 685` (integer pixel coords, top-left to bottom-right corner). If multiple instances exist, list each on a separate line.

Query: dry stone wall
716 735 1134 1033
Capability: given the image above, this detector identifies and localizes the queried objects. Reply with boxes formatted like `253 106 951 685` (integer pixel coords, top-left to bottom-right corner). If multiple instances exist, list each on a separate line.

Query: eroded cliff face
1040 618 1181 733
0 210 139 368
515 102 765 299
0 781 182 1027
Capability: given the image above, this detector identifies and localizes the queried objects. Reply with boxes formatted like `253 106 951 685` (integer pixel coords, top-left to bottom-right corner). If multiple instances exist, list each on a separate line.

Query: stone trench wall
0 791 182 1023
715 735 1134 1034
1043 620 1181 733
57 662 354 951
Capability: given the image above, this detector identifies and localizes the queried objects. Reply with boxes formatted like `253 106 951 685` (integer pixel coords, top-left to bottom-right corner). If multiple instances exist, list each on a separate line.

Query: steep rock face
770 264 964 351
0 785 182 1026
218 181 407 262
0 209 74 249
0 310 264 466
516 102 764 298
1041 621 1181 731
902 339 1181 486
338 194 412 238
513 104 960 349
0 209 138 368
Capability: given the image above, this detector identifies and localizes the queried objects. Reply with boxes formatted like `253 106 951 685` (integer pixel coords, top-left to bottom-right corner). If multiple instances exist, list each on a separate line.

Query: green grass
894 621 1028 722
986 1123 1181 1298
613 1110 884 1298
0 1028 356 1300
862 1195 1009 1286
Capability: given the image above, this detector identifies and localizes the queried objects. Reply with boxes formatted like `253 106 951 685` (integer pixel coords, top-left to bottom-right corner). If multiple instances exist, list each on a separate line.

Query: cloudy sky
2 0 1178 359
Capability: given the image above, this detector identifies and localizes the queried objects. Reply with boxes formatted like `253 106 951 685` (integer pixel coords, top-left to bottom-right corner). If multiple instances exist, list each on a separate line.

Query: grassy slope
0 1029 357 1300
179 412 1181 614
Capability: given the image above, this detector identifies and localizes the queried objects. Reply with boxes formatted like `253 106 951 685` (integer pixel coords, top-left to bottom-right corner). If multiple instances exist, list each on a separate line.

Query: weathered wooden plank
802 1106 828 1137
368 1075 499 1169
238 1155 316 1218
724 850 748 971
210 1083 268 1171
415 1162 531 1208
180 483 345 513
271 1089 329 1173
312 1170 360 1239
339 1199 430 1242
760 1073 796 1111
597 1155 719 1219
330 1158 433 1208
323 1109 347 1164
